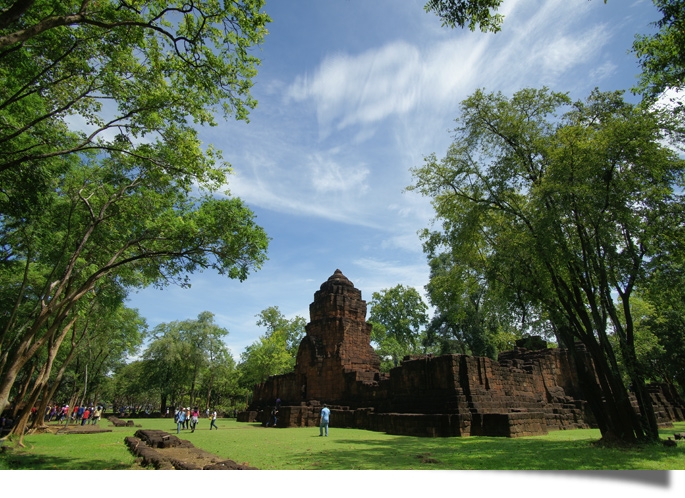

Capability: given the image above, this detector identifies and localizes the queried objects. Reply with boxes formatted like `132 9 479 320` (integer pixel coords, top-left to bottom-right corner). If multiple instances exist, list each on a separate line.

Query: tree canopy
0 0 271 418
238 307 306 389
424 0 504 32
368 285 429 370
141 311 232 412
633 0 685 99
409 87 685 443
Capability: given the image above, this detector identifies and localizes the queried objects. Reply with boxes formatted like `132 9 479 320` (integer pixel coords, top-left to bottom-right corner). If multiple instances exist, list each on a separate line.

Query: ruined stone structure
241 270 685 437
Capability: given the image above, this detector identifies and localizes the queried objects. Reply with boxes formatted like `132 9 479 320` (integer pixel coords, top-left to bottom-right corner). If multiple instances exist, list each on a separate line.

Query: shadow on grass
287 434 685 474
0 452 134 470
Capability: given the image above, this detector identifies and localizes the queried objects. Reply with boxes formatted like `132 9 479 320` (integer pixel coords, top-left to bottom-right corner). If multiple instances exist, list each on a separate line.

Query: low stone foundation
124 429 257 470
107 416 135 427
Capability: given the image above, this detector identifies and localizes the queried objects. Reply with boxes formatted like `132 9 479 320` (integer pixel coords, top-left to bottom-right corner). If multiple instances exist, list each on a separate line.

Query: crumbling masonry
240 270 685 437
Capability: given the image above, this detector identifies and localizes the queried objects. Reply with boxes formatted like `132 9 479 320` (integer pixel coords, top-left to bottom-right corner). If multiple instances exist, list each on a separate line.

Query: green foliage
255 306 306 355
0 152 269 412
633 0 685 99
423 254 527 358
137 311 232 409
424 0 504 32
409 87 685 442
369 285 429 348
0 0 270 208
238 307 306 388
0 0 271 416
368 285 430 370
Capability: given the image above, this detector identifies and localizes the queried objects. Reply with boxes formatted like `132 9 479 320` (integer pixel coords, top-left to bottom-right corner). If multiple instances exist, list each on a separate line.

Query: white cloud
590 60 618 82
308 153 370 194
285 0 611 137
226 150 380 228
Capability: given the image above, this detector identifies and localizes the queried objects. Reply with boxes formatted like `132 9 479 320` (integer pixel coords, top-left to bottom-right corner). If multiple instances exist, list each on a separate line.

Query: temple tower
294 269 380 404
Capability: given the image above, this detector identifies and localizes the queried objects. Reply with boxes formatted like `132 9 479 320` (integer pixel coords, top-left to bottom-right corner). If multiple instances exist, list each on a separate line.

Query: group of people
174 407 218 433
44 404 103 425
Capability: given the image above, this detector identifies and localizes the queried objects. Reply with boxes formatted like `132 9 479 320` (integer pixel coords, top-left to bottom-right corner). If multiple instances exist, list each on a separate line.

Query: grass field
1 418 685 470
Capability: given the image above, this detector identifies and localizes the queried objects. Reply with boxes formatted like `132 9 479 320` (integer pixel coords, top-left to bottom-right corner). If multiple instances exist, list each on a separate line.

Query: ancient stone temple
241 270 685 437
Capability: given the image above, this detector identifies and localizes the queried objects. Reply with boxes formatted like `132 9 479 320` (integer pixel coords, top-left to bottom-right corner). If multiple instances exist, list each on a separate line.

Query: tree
423 253 525 358
424 0 504 32
409 87 685 443
140 311 230 412
0 155 269 416
368 285 429 367
237 307 306 388
0 0 271 417
197 349 241 412
6 290 146 444
633 0 685 100
255 306 306 355
0 0 270 213
104 360 153 412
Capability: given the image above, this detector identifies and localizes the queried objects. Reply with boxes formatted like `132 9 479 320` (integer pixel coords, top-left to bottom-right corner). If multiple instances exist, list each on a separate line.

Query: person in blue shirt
176 407 186 434
319 404 330 437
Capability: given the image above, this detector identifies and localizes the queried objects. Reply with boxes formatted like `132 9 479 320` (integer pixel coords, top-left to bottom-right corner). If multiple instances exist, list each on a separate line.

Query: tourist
319 404 330 437
92 406 102 425
81 406 90 425
185 407 191 430
210 410 218 430
176 407 186 434
191 407 199 432
59 405 68 424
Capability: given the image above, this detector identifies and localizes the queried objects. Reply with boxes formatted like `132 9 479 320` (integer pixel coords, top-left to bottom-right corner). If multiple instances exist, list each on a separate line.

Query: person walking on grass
92 406 102 425
177 408 186 434
210 410 218 430
191 407 199 432
319 404 330 437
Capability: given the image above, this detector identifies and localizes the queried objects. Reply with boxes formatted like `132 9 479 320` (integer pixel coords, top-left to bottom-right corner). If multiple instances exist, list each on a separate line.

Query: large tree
140 311 230 413
0 1 271 417
237 307 306 388
423 254 523 358
368 284 429 368
409 87 685 443
0 152 269 415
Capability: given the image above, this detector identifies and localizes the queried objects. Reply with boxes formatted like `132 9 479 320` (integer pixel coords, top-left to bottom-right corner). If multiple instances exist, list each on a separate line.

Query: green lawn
2 418 685 470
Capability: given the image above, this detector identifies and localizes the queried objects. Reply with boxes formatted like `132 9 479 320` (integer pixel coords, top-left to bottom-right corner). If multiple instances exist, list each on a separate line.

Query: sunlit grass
2 418 684 470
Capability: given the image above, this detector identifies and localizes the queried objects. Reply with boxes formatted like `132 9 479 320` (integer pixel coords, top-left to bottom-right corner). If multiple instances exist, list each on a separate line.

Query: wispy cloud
226 148 380 227
286 0 612 136
308 153 370 194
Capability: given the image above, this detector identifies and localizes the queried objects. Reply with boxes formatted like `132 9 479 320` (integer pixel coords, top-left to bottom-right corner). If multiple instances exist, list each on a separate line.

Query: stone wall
243 270 685 438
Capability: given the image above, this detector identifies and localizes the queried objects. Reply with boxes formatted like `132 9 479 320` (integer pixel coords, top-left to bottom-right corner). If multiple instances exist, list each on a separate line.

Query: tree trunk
11 361 36 418
160 393 168 416
0 315 67 415
10 318 75 443
30 322 80 431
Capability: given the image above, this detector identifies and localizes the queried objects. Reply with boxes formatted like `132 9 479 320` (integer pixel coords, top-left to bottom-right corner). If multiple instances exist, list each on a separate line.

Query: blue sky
128 0 662 360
